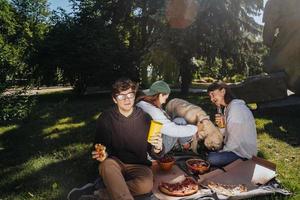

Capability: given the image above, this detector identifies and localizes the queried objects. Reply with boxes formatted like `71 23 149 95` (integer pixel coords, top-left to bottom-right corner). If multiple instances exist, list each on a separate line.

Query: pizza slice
159 177 199 197
207 181 247 196
95 144 106 158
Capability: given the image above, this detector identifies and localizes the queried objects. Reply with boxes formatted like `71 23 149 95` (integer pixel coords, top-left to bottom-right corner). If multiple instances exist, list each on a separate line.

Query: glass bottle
216 106 225 128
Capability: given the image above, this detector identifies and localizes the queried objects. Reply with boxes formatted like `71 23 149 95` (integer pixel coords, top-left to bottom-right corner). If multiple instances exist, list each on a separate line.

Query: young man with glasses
91 78 163 200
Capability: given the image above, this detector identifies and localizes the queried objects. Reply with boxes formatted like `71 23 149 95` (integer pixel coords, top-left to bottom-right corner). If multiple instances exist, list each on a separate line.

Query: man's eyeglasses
115 92 135 101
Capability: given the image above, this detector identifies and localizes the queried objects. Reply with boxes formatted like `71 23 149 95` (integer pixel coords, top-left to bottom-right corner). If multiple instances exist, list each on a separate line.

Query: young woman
207 81 257 167
136 80 200 153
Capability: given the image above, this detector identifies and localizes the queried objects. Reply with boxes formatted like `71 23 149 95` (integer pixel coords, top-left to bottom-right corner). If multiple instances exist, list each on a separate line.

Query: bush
0 89 36 123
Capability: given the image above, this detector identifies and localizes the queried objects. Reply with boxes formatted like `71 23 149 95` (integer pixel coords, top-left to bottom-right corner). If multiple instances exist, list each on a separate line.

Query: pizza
159 177 198 197
95 144 106 157
207 181 248 196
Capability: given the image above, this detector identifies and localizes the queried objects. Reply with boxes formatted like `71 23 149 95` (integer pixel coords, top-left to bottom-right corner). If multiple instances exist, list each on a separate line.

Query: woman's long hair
136 93 161 108
207 81 236 105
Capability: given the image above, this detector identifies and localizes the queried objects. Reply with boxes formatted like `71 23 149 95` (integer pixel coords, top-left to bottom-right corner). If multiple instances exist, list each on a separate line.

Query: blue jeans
163 117 192 153
207 151 243 167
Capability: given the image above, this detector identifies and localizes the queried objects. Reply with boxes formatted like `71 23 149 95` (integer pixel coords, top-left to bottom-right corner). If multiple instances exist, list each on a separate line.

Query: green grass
0 91 299 200
254 108 300 200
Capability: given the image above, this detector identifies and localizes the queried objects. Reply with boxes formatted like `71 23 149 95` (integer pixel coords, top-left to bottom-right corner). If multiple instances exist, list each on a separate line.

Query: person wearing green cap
136 80 200 153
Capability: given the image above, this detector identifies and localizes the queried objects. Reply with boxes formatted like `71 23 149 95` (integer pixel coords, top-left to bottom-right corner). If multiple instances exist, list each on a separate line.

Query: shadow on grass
254 106 300 147
0 92 112 199
0 92 211 199
0 151 98 199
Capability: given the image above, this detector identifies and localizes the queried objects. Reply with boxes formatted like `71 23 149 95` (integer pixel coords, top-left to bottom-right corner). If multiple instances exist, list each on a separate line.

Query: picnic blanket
73 155 291 200
150 155 291 200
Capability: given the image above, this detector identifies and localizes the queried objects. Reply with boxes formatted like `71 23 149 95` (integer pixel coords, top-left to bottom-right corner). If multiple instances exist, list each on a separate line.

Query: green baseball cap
143 80 171 96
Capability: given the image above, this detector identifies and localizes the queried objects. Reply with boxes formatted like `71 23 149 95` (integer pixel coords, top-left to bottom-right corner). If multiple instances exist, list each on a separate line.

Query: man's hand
92 144 108 162
148 133 163 153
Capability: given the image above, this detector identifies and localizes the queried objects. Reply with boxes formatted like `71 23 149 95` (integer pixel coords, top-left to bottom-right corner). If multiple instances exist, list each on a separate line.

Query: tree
0 0 24 91
11 0 50 86
0 0 44 122
35 0 164 94
145 0 265 93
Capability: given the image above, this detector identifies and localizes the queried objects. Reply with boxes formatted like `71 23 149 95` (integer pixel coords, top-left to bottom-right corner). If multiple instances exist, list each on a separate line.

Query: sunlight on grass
40 113 50 119
1 143 91 187
1 155 61 186
92 113 101 120
42 118 86 137
255 118 273 133
61 143 92 159
0 124 19 135
278 126 287 133
258 133 300 195
57 117 73 124
247 103 257 110
256 118 300 197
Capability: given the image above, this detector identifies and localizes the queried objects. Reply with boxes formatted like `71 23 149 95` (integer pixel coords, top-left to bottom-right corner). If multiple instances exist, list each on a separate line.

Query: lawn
0 91 299 200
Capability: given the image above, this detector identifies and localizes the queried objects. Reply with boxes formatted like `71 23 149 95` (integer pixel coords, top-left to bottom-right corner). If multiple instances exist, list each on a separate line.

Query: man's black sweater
95 106 160 166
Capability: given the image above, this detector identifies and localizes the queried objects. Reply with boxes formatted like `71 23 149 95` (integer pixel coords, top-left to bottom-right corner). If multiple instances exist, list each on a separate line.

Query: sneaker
67 183 95 200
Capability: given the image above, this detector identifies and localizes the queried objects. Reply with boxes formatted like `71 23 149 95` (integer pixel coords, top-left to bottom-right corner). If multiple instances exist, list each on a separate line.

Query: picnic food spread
207 181 248 196
158 177 198 197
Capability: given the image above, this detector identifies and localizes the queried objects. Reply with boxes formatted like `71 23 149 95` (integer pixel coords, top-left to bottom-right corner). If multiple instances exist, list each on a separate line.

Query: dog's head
204 134 223 151
201 120 223 150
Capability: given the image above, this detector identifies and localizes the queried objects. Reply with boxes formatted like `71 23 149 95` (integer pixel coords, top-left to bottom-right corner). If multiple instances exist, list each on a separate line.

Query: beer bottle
216 106 225 128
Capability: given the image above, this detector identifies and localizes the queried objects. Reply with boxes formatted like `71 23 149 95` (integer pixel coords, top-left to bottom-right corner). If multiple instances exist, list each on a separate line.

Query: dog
166 98 223 151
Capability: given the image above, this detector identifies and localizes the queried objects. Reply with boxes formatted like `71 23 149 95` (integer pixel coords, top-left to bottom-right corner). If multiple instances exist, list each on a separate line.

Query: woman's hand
92 144 108 162
148 133 163 153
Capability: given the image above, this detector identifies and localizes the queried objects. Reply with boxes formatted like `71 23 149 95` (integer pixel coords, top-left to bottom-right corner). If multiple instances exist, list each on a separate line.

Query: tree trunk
179 58 193 94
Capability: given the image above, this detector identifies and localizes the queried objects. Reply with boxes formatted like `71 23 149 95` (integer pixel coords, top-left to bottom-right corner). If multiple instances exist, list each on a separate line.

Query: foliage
150 0 266 93
137 0 266 93
2 0 50 86
0 89 36 123
141 48 180 86
1 0 267 94
0 0 24 91
0 0 48 122
34 0 164 94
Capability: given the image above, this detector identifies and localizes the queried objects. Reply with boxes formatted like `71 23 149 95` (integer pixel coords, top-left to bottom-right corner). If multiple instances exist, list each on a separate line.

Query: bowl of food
186 158 210 175
158 155 175 171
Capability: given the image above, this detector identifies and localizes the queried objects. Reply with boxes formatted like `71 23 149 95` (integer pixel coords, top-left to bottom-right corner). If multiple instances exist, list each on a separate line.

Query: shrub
0 89 36 123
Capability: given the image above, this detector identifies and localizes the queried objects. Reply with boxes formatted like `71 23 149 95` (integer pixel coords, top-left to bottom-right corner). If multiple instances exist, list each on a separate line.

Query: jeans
163 117 192 153
207 151 243 167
